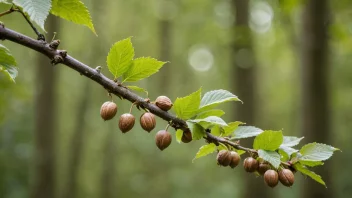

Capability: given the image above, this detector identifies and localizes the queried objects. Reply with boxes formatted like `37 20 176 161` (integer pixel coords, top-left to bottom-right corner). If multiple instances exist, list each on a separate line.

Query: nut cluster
216 150 241 168
241 157 295 188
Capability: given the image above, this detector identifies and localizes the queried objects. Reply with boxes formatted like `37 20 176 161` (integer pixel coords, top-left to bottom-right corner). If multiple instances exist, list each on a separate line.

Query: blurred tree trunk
31 15 59 198
301 0 332 197
231 1 271 197
99 130 117 198
63 83 91 198
158 2 172 93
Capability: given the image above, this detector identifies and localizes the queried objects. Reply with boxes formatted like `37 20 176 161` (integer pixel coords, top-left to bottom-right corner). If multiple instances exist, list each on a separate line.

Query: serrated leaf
281 136 304 147
253 130 283 151
231 126 263 139
14 0 51 31
123 57 166 82
188 116 228 128
193 143 216 162
175 129 183 144
187 122 205 140
173 88 201 119
279 146 298 156
258 149 281 169
198 89 242 112
106 38 134 78
126 85 148 95
300 143 339 161
51 0 96 34
293 163 326 187
0 44 17 82
299 160 324 167
196 109 225 119
223 121 244 136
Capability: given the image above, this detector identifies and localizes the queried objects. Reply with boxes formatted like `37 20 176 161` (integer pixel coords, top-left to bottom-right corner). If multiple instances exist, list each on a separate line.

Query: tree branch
0 25 253 153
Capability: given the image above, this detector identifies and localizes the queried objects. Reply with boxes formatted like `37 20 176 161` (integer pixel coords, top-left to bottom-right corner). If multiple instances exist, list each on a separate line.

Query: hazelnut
278 169 295 187
181 129 192 143
217 150 232 166
155 96 173 111
118 113 135 133
243 157 259 172
140 112 156 132
100 101 117 121
229 151 241 168
155 130 172 150
257 162 271 175
264 170 279 188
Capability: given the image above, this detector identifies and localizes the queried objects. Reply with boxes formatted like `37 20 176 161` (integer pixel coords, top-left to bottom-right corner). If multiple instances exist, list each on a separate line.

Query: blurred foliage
0 0 351 197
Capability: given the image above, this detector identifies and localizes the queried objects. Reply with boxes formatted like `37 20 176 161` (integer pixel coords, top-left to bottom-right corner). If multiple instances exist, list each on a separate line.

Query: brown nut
181 129 192 143
155 130 172 150
118 113 135 133
229 151 241 168
257 162 271 175
243 157 259 172
100 101 118 121
155 96 173 111
278 169 295 187
217 150 232 166
140 112 156 132
264 170 279 188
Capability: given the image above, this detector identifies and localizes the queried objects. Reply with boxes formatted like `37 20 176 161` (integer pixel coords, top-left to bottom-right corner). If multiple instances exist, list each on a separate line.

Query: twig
13 7 45 41
0 25 261 157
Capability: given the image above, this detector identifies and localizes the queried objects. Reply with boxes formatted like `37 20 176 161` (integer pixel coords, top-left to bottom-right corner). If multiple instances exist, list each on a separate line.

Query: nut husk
140 112 156 132
278 169 295 187
243 157 259 172
100 101 118 121
264 170 279 188
217 150 232 166
257 162 271 175
229 151 241 168
155 96 173 111
181 129 192 143
155 130 172 150
119 113 135 133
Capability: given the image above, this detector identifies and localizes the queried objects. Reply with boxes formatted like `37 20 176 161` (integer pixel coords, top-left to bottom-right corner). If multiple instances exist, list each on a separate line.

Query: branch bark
0 25 254 154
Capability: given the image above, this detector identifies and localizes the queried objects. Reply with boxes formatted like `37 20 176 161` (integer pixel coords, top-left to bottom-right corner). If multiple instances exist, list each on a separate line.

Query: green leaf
50 0 96 34
193 143 217 162
196 109 225 119
198 89 242 112
253 130 283 151
173 88 201 119
281 136 304 147
123 57 166 82
211 125 223 136
293 163 326 187
231 126 263 139
188 116 227 129
258 149 281 169
223 121 244 136
126 85 148 95
279 146 298 156
299 160 324 167
175 129 183 144
106 38 134 78
0 0 11 4
278 149 290 162
217 143 228 151
300 143 339 161
14 0 51 31
0 44 17 82
187 122 205 140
